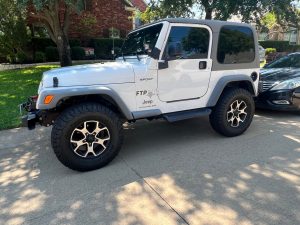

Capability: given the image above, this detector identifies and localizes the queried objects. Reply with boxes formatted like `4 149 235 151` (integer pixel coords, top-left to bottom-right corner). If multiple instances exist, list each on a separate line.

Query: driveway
0 110 299 225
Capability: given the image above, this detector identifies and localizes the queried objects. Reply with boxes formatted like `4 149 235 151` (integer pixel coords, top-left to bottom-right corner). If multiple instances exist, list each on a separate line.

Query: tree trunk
57 33 72 67
205 8 213 20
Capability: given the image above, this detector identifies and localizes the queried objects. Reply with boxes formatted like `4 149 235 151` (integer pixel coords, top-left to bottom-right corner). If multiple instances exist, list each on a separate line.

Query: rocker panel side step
163 108 212 122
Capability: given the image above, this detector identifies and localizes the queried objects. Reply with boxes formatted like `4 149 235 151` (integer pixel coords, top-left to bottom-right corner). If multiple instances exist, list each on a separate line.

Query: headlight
271 77 300 90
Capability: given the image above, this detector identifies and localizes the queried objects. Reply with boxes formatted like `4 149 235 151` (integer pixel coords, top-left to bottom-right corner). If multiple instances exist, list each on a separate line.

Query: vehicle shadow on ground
0 110 299 225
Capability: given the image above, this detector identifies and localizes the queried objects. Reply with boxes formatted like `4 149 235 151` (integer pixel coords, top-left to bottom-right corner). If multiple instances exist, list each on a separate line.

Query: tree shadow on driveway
0 110 299 225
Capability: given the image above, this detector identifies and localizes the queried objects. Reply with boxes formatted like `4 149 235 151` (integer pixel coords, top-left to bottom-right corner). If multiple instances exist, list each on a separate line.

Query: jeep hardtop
21 18 260 171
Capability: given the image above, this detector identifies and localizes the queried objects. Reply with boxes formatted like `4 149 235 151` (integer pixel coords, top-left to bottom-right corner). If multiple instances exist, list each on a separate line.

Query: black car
256 53 300 111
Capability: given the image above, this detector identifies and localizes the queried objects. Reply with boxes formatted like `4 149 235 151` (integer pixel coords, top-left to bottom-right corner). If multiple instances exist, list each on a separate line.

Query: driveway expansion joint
120 157 190 225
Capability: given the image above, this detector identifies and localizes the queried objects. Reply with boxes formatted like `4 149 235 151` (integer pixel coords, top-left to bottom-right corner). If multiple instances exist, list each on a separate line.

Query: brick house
28 0 147 39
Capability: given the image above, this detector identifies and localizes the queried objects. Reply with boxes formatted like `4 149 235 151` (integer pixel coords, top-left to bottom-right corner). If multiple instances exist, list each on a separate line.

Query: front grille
259 81 275 92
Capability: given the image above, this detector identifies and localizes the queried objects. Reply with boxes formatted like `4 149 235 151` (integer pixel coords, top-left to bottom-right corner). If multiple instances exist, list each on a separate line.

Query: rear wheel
51 103 124 171
209 88 255 137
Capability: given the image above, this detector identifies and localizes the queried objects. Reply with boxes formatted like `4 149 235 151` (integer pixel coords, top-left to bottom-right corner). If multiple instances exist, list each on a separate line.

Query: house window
83 0 93 11
109 27 120 38
32 25 49 38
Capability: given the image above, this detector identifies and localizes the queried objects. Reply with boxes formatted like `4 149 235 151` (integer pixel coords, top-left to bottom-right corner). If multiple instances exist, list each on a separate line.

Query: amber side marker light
44 95 54 104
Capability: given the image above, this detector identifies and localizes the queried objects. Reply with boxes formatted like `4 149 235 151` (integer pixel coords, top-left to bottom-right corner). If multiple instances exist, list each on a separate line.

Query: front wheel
51 103 124 171
209 88 255 137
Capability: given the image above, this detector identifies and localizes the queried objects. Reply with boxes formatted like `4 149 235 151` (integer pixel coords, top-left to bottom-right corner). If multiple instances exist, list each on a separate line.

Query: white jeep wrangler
21 18 260 171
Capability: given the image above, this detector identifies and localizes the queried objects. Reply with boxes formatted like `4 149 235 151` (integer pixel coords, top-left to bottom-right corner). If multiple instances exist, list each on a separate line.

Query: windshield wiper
119 52 142 61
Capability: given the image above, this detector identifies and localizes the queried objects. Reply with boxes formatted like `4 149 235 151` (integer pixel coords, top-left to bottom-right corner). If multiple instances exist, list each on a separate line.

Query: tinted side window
164 26 210 60
266 54 300 68
217 26 255 64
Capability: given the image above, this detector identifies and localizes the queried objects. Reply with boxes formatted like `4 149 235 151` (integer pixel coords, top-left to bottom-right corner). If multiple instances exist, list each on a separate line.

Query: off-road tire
209 88 255 137
51 103 124 171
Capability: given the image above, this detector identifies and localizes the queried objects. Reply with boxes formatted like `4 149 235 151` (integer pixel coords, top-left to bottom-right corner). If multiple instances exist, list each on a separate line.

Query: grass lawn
0 65 59 130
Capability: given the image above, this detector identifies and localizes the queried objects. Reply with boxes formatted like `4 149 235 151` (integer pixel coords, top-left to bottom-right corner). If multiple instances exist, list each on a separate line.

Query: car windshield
121 24 163 57
265 54 300 68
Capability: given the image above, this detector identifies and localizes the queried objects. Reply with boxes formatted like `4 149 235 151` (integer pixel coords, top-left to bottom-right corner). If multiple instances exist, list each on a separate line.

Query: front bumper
20 96 40 130
255 88 300 111
20 96 59 130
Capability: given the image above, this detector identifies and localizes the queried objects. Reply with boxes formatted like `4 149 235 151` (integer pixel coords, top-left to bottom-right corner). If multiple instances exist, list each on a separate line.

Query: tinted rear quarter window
217 26 255 64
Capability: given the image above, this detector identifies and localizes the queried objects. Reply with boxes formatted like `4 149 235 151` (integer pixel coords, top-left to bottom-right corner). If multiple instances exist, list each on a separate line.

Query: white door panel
157 24 212 102
158 59 212 101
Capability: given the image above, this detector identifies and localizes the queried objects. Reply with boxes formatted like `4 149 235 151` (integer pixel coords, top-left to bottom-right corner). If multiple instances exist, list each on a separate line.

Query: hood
42 62 135 88
260 68 300 82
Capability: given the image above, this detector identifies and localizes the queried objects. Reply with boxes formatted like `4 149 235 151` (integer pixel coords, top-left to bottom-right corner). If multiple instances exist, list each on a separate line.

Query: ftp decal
136 90 155 99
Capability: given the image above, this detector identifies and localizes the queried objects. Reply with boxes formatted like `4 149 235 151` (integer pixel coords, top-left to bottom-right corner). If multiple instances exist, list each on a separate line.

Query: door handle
199 61 207 70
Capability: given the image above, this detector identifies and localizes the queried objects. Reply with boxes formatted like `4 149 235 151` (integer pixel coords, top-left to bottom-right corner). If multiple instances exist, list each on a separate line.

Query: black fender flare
37 86 134 120
207 75 256 107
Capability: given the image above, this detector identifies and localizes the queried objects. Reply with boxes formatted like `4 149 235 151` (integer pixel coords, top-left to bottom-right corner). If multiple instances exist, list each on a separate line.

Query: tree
273 0 300 29
76 12 97 46
141 0 194 23
18 0 85 66
141 0 298 24
0 0 29 63
261 12 277 30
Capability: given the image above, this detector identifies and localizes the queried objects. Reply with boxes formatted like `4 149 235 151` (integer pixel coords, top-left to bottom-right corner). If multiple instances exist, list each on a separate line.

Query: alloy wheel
226 100 248 128
70 120 110 158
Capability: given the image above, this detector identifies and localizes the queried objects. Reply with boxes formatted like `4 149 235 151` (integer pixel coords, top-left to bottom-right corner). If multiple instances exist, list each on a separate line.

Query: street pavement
0 110 299 225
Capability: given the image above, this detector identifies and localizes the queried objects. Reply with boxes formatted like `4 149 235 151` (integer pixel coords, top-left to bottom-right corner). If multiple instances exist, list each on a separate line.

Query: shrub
69 39 81 47
35 51 46 63
259 41 300 53
71 47 85 60
32 38 56 52
32 38 81 52
15 52 27 64
259 41 289 52
265 48 276 55
45 46 59 62
91 38 124 59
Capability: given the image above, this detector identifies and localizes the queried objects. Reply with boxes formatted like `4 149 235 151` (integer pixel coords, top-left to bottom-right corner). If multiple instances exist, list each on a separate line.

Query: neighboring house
258 28 299 45
28 0 147 39
228 15 300 44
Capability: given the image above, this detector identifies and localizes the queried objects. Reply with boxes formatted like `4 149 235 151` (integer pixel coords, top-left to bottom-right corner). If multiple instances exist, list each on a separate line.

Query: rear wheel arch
225 80 255 95
207 75 256 107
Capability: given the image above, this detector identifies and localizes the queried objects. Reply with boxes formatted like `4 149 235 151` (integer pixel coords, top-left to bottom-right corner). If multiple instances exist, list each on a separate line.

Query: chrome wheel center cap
86 134 96 143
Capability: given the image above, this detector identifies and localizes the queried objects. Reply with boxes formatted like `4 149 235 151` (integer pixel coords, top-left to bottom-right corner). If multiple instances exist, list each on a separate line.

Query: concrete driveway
0 110 299 225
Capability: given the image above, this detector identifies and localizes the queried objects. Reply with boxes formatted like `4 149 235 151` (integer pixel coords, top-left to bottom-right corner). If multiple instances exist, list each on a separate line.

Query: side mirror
149 47 161 60
158 59 169 70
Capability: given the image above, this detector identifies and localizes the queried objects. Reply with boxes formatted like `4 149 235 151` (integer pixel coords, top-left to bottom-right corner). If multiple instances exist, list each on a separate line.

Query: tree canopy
17 0 85 66
141 0 300 25
0 0 29 63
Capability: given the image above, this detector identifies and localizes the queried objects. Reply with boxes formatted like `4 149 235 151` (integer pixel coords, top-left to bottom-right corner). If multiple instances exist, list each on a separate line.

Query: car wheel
209 88 255 137
51 103 124 171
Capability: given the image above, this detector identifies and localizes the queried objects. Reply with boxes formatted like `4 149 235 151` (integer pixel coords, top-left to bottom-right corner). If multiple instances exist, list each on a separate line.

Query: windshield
265 54 300 69
121 24 163 57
